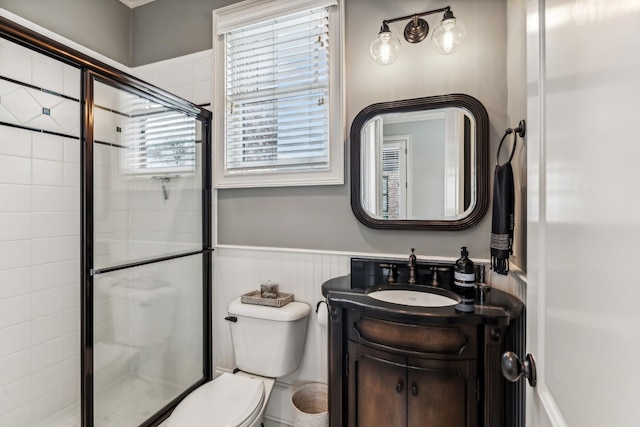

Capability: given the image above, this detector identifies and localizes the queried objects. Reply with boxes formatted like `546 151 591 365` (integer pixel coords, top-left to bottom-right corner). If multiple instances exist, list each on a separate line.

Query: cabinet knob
501 351 537 387
411 383 418 396
396 380 404 393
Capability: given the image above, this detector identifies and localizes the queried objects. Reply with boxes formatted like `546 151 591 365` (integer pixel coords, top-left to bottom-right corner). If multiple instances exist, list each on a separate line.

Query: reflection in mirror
361 108 474 220
351 94 488 230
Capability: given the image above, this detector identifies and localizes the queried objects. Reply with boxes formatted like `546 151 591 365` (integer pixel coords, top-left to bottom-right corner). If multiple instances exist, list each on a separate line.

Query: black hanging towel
490 131 516 275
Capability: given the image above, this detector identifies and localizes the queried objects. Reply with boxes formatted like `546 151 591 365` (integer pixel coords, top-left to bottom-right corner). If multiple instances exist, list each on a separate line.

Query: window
213 0 343 188
118 90 197 175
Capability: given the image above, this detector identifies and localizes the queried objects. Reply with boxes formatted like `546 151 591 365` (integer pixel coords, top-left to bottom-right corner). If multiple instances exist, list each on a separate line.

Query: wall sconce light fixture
370 6 466 65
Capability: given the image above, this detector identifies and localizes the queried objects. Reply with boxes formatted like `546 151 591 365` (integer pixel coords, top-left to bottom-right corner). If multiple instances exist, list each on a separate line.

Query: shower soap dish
241 290 293 307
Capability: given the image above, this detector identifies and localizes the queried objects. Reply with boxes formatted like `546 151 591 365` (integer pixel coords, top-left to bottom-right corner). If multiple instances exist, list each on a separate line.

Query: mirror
350 94 489 230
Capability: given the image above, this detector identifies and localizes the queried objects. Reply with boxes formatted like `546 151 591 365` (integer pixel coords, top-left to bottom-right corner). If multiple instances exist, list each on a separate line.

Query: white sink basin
367 289 458 307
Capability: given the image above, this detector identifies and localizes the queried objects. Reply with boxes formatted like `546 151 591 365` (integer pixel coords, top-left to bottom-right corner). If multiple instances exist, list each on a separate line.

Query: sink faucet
408 248 418 284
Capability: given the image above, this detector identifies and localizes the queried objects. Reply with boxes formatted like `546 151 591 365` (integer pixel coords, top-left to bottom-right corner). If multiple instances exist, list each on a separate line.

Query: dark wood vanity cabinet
329 308 508 427
348 342 478 427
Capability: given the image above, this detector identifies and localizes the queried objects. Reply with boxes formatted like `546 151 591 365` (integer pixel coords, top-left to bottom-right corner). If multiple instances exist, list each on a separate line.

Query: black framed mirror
350 94 489 230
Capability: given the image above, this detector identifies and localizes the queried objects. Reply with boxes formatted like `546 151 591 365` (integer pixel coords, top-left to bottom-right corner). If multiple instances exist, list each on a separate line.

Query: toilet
167 297 311 426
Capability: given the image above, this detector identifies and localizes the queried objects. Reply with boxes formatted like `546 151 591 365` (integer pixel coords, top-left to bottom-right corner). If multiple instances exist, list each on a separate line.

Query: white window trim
212 0 344 188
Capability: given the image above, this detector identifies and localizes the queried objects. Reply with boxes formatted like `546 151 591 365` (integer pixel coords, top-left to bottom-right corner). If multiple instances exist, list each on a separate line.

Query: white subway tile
175 60 194 85
0 126 31 157
62 187 79 212
63 137 80 164
31 262 63 292
63 162 80 188
31 237 62 266
32 159 63 187
62 211 80 236
193 55 212 82
0 402 30 427
192 79 212 105
31 338 63 373
31 388 63 426
61 284 80 310
0 213 31 240
93 166 109 190
0 294 31 329
0 350 30 388
0 322 31 358
62 308 79 335
0 267 31 300
61 260 79 287
0 45 32 84
31 185 63 212
30 362 63 398
32 313 63 345
0 154 31 185
137 67 161 87
0 184 31 212
31 212 64 239
62 331 79 358
61 377 80 408
32 132 63 161
0 376 31 415
31 288 63 319
32 58 64 95
63 67 81 100
157 65 177 90
0 240 31 270
62 354 80 382
173 82 193 103
63 236 79 261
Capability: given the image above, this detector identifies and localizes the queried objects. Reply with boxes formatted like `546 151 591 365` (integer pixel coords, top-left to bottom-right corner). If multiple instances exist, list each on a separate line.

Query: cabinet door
407 359 478 427
349 341 407 427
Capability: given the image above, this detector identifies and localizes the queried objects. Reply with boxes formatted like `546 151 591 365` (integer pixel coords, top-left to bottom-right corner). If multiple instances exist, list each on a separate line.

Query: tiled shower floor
35 374 183 427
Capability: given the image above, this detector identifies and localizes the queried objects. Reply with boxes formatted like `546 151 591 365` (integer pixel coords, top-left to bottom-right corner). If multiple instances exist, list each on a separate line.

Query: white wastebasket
291 382 328 427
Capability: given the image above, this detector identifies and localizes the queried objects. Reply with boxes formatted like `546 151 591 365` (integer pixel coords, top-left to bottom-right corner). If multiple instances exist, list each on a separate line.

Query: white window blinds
382 146 401 219
120 95 197 174
224 6 331 174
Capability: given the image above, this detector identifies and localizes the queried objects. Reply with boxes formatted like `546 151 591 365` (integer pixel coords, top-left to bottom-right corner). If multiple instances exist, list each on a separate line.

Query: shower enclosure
0 17 212 427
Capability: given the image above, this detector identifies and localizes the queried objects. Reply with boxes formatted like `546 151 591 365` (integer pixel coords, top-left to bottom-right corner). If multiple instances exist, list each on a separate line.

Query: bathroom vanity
322 258 524 427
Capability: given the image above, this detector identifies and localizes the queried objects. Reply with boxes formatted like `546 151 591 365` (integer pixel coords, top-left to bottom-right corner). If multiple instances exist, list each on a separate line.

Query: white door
526 0 640 426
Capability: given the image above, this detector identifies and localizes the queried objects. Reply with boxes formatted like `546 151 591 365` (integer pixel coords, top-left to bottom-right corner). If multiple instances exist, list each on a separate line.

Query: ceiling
118 0 156 8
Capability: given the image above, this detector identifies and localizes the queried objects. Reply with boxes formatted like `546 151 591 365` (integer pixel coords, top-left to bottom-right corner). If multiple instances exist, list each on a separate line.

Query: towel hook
497 120 526 165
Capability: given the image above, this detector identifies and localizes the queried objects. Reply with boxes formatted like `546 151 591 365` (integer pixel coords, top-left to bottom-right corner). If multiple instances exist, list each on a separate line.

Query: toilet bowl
167 372 274 427
167 297 310 426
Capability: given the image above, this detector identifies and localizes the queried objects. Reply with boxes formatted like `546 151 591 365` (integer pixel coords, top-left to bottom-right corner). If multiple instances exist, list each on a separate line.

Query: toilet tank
227 297 310 377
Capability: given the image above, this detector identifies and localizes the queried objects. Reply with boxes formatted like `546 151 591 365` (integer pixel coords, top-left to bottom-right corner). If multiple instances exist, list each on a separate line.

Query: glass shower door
88 77 210 426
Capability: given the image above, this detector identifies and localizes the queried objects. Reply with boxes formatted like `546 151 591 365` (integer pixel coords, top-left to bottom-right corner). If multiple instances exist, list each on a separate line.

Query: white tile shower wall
0 40 81 426
214 245 526 426
132 50 213 107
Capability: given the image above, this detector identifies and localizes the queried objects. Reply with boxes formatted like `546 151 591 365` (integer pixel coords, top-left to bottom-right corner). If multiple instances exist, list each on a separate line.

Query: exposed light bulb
432 17 466 55
370 24 401 65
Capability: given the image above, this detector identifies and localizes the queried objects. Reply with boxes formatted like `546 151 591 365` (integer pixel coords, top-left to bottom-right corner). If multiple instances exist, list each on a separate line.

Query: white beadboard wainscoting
213 245 526 426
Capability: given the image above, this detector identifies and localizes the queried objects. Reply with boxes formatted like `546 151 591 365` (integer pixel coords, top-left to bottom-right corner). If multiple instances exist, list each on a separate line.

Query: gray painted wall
0 0 132 65
2 0 526 267
217 0 514 262
131 0 237 66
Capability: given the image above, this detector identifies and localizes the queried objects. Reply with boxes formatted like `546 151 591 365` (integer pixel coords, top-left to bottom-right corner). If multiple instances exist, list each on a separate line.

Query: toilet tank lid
228 297 310 321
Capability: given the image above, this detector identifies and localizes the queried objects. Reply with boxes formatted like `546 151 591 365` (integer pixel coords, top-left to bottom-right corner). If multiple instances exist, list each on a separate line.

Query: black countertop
322 275 524 327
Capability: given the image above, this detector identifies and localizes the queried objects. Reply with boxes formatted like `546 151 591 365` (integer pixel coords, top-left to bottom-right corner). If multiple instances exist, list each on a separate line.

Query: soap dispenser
454 246 475 312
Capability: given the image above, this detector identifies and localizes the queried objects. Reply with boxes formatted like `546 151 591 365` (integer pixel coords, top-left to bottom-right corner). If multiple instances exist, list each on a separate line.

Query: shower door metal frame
0 16 214 427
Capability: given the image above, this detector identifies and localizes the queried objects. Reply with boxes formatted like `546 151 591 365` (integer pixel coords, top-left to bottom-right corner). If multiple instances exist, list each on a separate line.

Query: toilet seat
168 373 265 427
